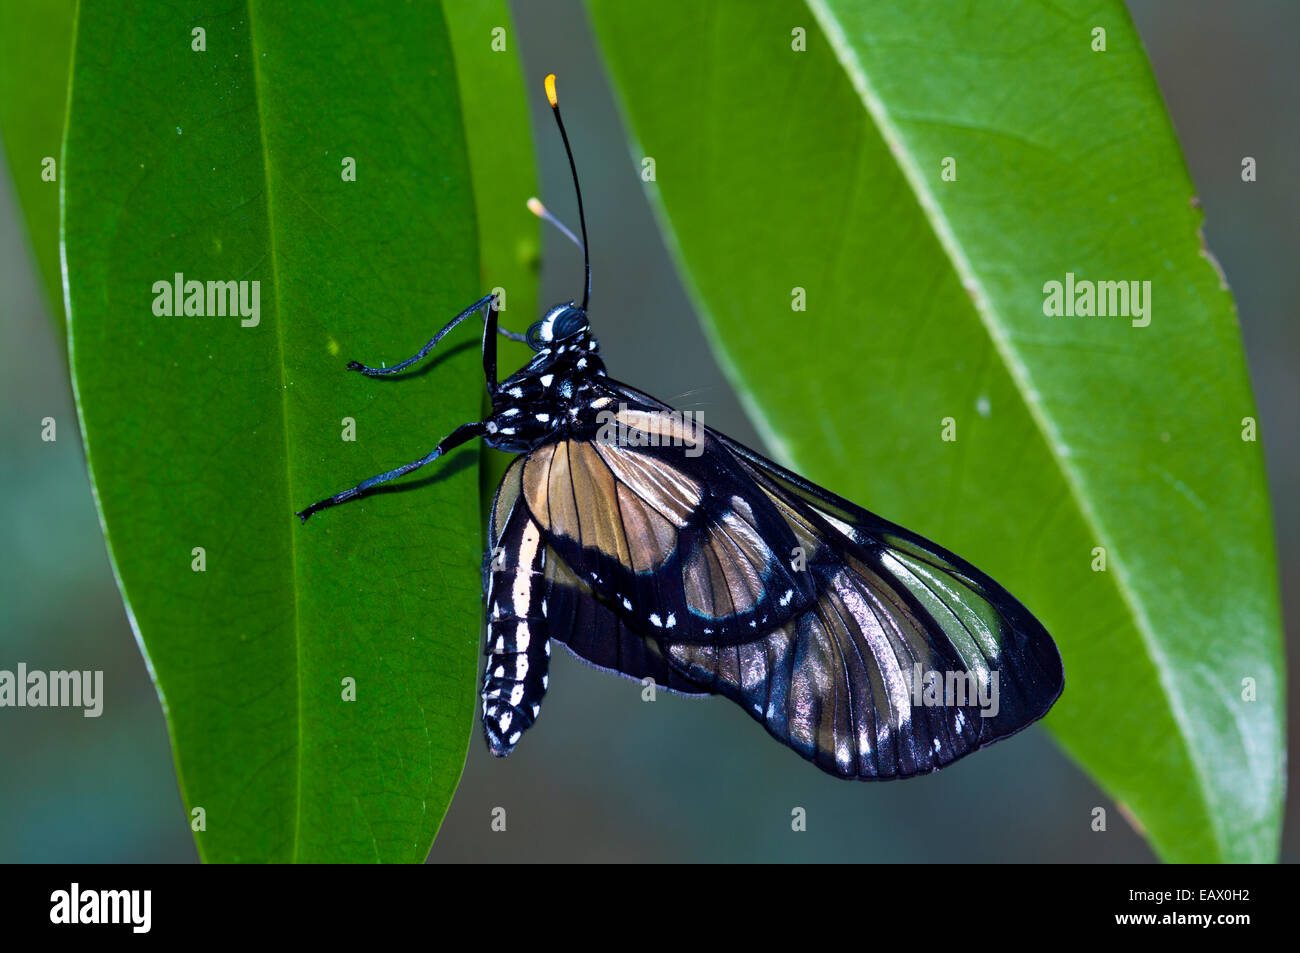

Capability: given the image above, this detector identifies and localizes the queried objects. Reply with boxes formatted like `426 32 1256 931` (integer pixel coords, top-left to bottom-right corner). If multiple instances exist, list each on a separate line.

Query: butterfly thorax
485 330 608 453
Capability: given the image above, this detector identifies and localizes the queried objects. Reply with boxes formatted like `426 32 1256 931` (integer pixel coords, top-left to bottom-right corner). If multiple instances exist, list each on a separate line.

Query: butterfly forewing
516 395 817 644
717 425 1066 714
666 425 1065 778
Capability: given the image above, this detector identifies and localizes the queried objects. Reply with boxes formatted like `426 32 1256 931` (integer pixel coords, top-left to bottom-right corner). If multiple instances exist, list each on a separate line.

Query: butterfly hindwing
544 551 709 696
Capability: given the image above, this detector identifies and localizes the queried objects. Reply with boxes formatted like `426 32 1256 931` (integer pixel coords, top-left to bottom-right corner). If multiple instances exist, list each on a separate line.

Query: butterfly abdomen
482 513 551 757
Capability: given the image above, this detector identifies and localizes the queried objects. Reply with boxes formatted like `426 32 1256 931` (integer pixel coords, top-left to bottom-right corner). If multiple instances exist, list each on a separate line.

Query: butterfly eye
526 321 548 351
551 307 588 341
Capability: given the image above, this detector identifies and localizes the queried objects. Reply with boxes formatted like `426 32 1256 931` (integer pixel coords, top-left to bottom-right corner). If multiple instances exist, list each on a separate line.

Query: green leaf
64 0 485 862
587 0 1283 862
0 0 76 334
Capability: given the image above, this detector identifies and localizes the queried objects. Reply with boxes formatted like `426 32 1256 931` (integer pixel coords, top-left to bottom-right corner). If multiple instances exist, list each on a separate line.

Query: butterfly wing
661 426 1062 779
515 393 819 644
496 378 1063 778
714 424 1064 720
594 380 1063 779
544 552 709 696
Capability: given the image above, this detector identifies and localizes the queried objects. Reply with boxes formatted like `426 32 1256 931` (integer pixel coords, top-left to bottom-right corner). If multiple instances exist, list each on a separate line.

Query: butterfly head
527 302 590 351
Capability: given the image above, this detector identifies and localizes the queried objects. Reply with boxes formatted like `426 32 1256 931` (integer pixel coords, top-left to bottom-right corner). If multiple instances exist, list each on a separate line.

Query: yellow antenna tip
544 73 558 108
526 197 546 217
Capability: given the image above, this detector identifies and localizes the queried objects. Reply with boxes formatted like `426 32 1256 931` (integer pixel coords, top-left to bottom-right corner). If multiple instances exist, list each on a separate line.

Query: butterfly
297 73 1064 781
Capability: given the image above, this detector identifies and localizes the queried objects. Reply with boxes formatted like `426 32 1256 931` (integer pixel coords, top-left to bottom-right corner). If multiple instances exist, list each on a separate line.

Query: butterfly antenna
545 73 591 310
526 197 585 253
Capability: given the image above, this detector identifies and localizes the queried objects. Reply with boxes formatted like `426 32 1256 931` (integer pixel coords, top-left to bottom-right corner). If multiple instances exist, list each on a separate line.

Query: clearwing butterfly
297 73 1064 781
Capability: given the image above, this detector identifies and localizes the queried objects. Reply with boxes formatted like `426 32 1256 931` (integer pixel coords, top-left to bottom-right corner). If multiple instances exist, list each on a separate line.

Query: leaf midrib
802 0 1225 858
245 0 305 864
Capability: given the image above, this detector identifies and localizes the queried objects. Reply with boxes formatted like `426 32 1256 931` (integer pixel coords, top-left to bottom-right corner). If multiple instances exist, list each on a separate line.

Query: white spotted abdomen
482 515 550 757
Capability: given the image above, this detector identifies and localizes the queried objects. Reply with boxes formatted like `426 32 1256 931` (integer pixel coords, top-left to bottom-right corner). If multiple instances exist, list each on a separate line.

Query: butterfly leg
295 420 487 522
482 508 550 756
346 293 524 378
481 295 501 394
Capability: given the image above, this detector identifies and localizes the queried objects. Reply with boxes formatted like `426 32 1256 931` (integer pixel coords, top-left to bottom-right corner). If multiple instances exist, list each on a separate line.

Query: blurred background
1 0 1294 862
